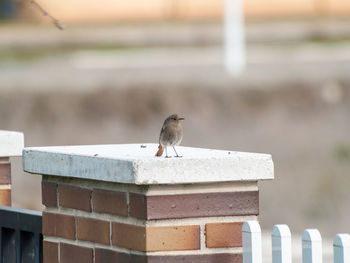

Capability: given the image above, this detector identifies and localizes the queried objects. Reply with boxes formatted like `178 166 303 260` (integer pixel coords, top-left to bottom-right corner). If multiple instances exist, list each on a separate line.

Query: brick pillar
23 144 274 263
0 157 11 206
0 130 24 207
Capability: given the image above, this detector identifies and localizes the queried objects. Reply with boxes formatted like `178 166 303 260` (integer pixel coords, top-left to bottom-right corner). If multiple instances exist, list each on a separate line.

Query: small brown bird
155 114 184 158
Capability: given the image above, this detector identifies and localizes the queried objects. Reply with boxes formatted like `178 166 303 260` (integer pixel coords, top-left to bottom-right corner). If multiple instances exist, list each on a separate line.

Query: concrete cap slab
23 143 274 185
0 130 25 157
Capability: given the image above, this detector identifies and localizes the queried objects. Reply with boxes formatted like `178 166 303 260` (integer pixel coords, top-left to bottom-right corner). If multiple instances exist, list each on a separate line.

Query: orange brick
112 223 146 251
112 223 200 252
77 217 110 245
205 222 243 248
146 225 200 251
0 189 11 206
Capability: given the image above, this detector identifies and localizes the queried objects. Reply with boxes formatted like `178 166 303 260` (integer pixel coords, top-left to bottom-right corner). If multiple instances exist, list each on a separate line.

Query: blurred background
1 0 350 241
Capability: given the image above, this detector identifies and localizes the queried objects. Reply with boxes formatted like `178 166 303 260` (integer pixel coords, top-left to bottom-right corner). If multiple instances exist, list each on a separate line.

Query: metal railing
0 206 42 263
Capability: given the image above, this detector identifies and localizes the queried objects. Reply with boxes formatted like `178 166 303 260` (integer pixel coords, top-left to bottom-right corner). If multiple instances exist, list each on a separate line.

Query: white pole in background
224 0 245 76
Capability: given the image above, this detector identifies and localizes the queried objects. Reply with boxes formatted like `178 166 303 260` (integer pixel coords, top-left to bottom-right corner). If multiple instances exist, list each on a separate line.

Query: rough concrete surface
23 144 273 184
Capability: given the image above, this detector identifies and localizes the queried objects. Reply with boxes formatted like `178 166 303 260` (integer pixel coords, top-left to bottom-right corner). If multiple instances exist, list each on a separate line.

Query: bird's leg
165 147 171 158
173 146 182 158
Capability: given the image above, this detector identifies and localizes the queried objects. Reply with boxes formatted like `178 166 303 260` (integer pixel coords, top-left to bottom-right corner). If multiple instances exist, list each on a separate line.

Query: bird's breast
160 123 183 146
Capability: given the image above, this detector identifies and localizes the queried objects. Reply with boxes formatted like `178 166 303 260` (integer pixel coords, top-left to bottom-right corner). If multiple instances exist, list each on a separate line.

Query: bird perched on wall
155 114 184 158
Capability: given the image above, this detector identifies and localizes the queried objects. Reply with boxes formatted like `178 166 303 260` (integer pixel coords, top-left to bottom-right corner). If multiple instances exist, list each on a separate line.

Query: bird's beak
179 117 185 120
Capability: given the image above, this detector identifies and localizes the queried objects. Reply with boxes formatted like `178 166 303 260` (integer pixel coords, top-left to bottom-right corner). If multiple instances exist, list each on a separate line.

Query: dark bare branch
29 0 64 30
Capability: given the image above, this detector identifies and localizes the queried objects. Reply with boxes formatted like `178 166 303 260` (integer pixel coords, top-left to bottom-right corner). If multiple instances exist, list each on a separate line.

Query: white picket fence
243 221 350 263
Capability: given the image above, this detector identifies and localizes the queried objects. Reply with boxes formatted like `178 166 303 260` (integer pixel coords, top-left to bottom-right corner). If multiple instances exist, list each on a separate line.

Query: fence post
334 233 350 263
0 130 24 207
302 229 322 263
272 224 292 263
243 221 262 263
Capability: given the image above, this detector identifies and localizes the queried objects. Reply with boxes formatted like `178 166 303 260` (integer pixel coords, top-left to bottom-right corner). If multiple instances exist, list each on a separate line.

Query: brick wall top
0 130 24 157
23 144 274 185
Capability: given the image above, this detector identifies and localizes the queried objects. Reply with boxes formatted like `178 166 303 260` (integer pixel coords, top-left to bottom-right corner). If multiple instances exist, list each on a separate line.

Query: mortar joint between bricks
0 157 9 163
74 215 77 241
109 221 112 247
126 191 130 216
58 241 60 262
90 190 93 212
56 181 59 209
200 224 206 250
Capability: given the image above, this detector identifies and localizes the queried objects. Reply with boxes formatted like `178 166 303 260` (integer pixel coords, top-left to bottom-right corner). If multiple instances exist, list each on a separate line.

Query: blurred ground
1 19 350 242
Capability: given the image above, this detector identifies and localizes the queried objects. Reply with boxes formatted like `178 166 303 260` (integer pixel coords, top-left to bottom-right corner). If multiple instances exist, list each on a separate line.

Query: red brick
112 222 146 251
93 189 127 216
95 248 147 263
59 184 91 212
42 181 57 207
148 253 242 263
206 222 243 248
95 250 242 263
42 212 75 240
60 243 93 263
43 241 58 263
77 217 110 245
0 189 11 206
129 193 147 219
0 162 11 184
130 191 259 220
95 248 130 263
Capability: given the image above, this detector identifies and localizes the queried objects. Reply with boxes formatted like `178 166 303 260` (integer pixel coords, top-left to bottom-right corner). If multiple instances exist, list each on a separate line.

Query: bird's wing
158 124 166 143
160 124 177 144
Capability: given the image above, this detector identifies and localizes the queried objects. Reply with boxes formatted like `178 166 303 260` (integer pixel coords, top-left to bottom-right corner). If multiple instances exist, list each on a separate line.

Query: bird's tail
155 144 164 157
